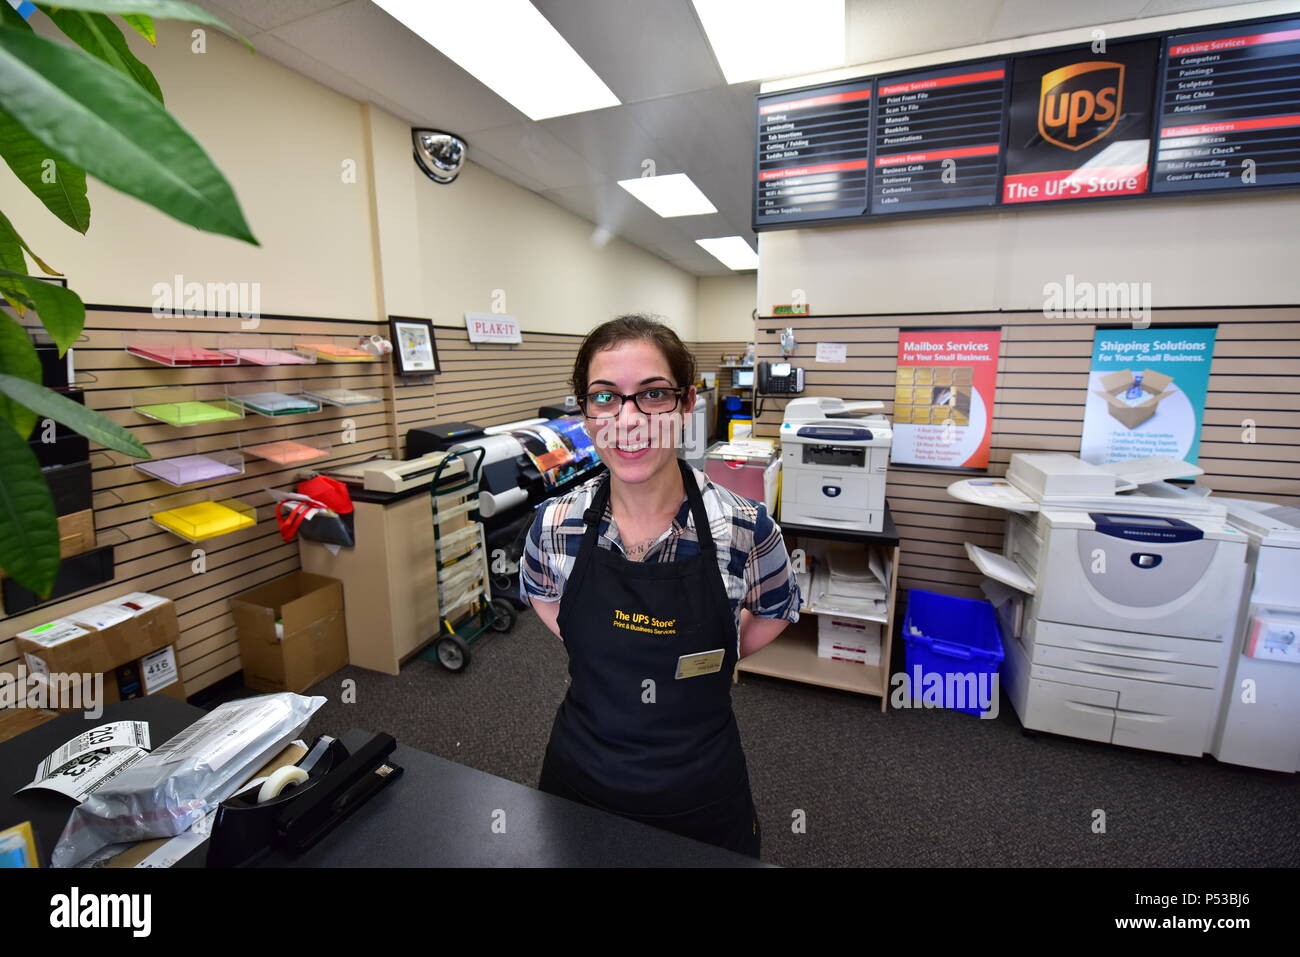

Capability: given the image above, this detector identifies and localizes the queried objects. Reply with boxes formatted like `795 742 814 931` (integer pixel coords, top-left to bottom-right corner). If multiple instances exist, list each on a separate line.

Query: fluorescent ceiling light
371 0 620 120
696 237 759 271
692 0 845 84
617 174 717 217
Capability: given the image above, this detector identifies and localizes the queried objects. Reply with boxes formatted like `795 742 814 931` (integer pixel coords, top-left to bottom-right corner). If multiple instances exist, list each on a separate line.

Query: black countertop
0 697 769 868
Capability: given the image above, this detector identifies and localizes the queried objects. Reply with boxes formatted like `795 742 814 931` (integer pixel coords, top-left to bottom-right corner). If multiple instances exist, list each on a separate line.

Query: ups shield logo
1038 61 1123 151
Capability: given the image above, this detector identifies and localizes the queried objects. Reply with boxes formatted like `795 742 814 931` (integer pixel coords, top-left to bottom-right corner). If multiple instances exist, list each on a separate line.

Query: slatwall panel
1 308 393 695
2 305 745 697
688 340 750 390
752 308 1300 600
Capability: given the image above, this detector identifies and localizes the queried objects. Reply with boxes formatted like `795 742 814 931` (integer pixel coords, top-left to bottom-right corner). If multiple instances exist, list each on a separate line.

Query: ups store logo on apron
1038 61 1123 151
612 609 677 636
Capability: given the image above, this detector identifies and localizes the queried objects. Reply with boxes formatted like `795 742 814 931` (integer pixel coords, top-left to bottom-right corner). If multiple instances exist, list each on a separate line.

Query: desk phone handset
757 360 805 395
207 729 402 867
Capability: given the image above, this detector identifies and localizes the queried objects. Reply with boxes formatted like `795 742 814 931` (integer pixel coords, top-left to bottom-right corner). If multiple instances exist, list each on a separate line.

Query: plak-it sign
464 312 522 344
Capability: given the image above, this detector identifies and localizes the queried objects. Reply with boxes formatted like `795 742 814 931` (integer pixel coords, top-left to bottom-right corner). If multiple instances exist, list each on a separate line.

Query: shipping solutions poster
1079 328 1217 466
890 329 1001 470
1002 38 1160 203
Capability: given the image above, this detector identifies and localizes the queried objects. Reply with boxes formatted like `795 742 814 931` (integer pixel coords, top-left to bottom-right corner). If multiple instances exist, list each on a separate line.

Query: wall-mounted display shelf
230 383 321 417
134 439 245 487
149 492 256 543
300 386 383 407
125 331 237 367
294 337 377 363
216 333 316 365
241 426 331 465
132 386 244 426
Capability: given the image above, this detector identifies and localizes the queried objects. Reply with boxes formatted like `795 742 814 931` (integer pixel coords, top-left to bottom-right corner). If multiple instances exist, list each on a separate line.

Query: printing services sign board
1002 39 1160 204
1080 327 1217 466
890 329 1001 471
464 312 522 344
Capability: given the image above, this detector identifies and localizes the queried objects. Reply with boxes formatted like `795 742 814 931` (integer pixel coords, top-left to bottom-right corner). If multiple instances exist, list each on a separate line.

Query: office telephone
757 360 805 395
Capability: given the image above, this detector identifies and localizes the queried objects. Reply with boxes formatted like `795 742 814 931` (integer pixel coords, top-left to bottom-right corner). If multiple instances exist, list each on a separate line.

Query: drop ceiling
195 0 1264 276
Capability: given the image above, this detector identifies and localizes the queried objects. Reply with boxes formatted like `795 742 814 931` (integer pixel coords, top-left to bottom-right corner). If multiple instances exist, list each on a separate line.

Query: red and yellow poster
889 329 1001 470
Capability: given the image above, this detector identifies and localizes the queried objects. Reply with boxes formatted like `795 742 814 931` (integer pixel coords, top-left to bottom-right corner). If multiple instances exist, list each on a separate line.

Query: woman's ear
683 386 697 414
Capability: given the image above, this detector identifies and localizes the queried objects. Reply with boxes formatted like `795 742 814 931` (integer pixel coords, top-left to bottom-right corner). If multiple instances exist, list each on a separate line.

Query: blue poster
1079 328 1217 466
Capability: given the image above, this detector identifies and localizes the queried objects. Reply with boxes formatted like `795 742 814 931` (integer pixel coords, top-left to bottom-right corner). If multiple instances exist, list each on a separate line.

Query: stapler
206 729 403 867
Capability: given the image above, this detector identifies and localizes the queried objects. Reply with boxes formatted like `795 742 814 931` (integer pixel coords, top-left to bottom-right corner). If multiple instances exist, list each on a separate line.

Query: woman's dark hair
572 314 696 397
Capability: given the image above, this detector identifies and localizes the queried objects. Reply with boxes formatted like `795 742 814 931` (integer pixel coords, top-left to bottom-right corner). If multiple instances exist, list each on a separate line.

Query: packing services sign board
890 329 1001 470
1080 328 1217 466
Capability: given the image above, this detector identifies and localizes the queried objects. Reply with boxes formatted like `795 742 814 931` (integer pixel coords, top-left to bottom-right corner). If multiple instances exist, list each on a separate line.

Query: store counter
0 697 768 868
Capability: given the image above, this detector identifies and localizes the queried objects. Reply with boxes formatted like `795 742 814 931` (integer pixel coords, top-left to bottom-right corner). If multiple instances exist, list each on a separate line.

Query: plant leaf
120 13 155 45
39 7 164 104
0 269 83 355
0 3 32 30
21 0 252 51
0 208 61 275
0 215 30 315
0 420 61 598
0 373 150 458
0 313 42 439
0 106 91 234
0 29 259 245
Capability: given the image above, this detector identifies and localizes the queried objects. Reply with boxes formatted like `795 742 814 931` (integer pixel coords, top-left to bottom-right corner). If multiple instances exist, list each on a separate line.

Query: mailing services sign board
1080 327 1217 467
890 329 1001 471
464 312 522 344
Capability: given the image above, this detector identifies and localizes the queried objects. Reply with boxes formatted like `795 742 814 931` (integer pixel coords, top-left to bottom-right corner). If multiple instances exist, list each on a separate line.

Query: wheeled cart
417 447 515 671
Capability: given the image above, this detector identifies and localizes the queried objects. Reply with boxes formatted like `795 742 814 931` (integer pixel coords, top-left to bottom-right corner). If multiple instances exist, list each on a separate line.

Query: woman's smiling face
584 339 695 487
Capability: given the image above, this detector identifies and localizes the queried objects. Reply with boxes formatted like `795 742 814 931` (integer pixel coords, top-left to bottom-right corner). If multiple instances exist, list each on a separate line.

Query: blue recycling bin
902 588 1005 716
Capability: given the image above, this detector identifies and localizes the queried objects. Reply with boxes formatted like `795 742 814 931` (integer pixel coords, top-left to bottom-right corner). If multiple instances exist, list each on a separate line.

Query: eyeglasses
578 386 686 418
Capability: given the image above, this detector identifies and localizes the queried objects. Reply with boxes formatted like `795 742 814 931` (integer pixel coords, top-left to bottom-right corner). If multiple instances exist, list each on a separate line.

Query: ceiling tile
202 0 352 32
845 0 1004 65
986 1 1152 43
533 0 724 102
540 107 687 183
471 123 606 190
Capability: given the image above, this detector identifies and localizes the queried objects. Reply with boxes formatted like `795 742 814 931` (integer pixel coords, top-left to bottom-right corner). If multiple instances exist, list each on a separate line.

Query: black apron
538 459 761 859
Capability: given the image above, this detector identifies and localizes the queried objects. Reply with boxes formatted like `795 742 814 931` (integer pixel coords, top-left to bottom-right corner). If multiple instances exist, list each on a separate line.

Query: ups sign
1038 61 1124 151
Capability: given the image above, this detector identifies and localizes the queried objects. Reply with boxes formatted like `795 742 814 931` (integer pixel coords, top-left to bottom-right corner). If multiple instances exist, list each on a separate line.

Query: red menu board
889 330 1001 471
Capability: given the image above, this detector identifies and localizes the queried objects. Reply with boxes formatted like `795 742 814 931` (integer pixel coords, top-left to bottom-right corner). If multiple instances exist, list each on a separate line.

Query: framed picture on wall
389 316 439 375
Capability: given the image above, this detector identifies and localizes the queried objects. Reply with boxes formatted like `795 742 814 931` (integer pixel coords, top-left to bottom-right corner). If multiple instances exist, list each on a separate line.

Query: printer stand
735 505 901 712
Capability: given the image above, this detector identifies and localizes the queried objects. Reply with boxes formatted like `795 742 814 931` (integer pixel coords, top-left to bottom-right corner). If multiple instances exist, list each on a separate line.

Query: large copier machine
950 454 1250 758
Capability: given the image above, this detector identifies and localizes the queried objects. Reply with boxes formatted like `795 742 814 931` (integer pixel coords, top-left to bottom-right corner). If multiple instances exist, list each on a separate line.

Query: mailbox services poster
1080 327 1216 466
890 329 1000 470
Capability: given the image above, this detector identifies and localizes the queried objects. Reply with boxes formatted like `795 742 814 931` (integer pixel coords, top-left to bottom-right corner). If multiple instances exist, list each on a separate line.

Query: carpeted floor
204 607 1300 867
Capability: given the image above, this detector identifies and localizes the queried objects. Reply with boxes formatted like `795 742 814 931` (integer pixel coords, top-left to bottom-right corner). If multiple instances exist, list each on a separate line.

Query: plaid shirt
520 466 801 640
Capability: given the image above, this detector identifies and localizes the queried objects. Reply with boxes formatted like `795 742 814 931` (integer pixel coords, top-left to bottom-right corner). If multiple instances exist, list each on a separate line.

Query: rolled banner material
479 485 527 518
258 765 309 804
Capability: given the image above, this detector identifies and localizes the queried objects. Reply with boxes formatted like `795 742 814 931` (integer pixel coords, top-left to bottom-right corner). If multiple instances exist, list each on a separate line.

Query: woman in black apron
529 316 796 860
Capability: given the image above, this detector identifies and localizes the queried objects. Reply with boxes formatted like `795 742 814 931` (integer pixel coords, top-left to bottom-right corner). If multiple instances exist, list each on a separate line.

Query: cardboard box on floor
1093 368 1175 429
230 572 348 693
13 594 185 708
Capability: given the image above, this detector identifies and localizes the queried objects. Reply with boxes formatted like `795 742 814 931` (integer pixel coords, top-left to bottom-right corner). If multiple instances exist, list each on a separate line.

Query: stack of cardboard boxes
14 592 185 706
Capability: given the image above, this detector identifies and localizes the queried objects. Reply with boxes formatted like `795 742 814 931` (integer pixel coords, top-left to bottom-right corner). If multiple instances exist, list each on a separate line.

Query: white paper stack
817 616 881 664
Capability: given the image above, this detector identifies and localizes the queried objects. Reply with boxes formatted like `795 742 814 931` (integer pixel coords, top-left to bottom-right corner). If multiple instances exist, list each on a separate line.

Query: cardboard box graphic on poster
1079 328 1217 466
890 329 1001 470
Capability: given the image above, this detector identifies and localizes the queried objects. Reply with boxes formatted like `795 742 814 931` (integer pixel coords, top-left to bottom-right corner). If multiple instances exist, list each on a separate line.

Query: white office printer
950 453 1251 758
779 397 892 533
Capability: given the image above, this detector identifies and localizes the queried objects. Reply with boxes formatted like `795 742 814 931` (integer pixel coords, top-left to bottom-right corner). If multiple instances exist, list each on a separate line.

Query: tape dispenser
207 730 402 867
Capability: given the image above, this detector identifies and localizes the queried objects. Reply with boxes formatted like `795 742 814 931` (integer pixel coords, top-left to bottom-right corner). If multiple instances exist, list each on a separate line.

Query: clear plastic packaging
51 692 325 868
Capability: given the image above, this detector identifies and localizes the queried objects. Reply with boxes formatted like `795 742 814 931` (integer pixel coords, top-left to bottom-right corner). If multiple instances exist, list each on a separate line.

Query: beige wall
758 0 1300 314
696 274 756 341
3 19 380 321
1 20 700 337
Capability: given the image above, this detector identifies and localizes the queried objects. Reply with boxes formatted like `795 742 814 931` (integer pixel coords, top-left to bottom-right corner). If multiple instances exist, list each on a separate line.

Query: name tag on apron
676 649 725 679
